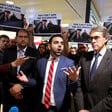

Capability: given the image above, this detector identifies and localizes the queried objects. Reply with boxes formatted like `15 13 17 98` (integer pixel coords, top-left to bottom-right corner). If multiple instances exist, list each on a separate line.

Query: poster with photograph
68 23 93 43
103 16 112 43
103 16 112 35
33 13 62 36
0 2 25 29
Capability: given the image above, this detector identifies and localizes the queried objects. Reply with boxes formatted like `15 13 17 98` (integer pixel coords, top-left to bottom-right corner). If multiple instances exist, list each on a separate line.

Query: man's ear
105 36 109 42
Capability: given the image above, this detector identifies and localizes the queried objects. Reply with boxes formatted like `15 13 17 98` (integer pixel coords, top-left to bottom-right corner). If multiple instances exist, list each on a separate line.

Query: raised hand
63 66 81 81
11 56 29 68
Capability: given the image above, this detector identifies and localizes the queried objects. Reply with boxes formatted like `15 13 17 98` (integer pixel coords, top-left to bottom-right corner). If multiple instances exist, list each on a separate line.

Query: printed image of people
103 16 112 43
0 3 25 29
68 23 93 43
33 13 62 36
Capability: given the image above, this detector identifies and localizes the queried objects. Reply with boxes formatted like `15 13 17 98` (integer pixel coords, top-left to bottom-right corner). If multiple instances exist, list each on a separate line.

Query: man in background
0 34 10 111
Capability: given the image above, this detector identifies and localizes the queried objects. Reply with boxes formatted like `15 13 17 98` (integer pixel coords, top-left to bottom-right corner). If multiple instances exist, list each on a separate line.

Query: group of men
0 25 112 112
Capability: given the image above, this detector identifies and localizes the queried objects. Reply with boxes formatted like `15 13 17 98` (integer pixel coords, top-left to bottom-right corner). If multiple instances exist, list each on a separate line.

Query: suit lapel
82 52 94 87
93 50 111 80
13 47 18 73
54 56 64 84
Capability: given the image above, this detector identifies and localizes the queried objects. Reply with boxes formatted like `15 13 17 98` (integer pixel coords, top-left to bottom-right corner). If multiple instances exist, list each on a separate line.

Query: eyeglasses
90 36 101 41
18 36 28 38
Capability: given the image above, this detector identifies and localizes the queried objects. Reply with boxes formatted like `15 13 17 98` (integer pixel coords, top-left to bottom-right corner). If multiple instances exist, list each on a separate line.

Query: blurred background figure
0 34 10 112
27 24 36 49
23 17 28 29
68 47 77 60
74 43 89 66
77 43 89 54
0 35 10 59
61 27 70 56
9 39 17 47
37 43 48 58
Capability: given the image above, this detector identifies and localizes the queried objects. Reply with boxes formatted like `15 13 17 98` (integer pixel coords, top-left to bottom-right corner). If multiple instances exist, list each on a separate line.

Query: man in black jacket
2 29 38 112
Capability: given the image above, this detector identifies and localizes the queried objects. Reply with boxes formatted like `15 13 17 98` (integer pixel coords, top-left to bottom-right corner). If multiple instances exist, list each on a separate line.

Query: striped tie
44 58 55 109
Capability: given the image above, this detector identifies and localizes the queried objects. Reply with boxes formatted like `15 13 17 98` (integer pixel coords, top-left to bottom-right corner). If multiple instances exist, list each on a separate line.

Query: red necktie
44 58 55 109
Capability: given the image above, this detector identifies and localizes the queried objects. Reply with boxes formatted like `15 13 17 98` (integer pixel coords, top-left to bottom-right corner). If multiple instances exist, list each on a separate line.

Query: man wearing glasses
2 29 38 112
73 26 112 112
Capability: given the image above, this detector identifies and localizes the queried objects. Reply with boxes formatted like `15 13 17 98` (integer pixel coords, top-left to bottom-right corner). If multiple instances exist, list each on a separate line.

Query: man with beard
2 29 38 112
17 34 80 112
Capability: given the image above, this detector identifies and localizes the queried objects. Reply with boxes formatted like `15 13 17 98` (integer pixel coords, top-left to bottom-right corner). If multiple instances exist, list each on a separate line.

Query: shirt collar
94 47 107 57
48 55 60 61
17 46 27 52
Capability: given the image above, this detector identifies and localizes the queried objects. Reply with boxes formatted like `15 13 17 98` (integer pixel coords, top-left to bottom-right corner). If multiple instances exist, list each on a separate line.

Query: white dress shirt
42 55 60 106
90 47 107 71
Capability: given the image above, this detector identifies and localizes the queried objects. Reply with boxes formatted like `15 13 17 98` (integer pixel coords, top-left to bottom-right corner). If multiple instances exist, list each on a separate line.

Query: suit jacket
0 64 12 76
74 49 112 112
35 55 75 112
2 46 38 112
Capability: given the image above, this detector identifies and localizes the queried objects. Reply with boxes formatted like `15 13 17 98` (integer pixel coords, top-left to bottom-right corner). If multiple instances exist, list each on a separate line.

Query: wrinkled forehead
90 31 103 37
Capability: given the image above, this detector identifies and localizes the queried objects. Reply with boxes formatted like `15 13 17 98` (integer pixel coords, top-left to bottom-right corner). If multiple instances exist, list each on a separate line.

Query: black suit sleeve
90 82 112 112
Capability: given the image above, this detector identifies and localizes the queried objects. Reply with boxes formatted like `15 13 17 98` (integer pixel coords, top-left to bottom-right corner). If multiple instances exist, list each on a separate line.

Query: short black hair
49 34 64 44
0 35 9 40
16 29 29 38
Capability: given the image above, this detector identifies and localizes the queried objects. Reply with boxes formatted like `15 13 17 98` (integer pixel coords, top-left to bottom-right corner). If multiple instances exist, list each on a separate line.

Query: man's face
49 36 64 57
78 44 88 53
16 30 29 49
90 31 108 52
70 48 77 55
0 37 9 50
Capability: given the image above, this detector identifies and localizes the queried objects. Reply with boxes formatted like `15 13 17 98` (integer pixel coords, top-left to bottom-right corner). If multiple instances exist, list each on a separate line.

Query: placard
0 2 25 29
33 13 62 36
68 23 93 43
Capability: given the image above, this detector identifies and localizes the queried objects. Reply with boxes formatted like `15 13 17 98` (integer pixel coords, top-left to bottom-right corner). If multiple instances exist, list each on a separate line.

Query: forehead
52 36 63 42
18 30 28 35
1 37 9 40
90 31 103 37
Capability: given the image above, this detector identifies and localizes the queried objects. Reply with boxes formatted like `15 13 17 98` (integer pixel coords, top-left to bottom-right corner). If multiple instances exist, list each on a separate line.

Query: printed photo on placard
103 16 112 43
0 3 25 29
33 13 62 36
68 23 93 43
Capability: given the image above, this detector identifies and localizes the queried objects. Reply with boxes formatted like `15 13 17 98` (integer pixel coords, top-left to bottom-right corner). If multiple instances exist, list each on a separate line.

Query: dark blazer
2 46 38 112
74 49 112 112
35 55 75 112
0 64 12 75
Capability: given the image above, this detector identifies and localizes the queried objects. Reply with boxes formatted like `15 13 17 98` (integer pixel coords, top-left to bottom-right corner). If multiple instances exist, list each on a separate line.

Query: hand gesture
11 56 29 68
17 71 28 83
63 66 81 81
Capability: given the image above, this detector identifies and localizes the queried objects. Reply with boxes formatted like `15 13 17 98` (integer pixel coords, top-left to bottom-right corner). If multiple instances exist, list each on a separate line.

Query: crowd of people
0 24 112 112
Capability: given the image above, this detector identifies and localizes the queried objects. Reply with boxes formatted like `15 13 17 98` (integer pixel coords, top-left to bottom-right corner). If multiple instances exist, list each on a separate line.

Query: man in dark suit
74 26 112 112
2 29 38 112
17 34 80 112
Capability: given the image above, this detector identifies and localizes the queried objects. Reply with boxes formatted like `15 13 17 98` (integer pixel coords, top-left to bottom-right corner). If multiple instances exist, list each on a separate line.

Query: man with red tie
17 34 80 112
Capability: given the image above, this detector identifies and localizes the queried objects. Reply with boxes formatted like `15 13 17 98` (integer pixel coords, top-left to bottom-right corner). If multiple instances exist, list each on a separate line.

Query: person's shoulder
61 55 74 62
81 51 94 60
37 56 48 63
106 49 112 57
4 46 17 52
27 46 37 51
